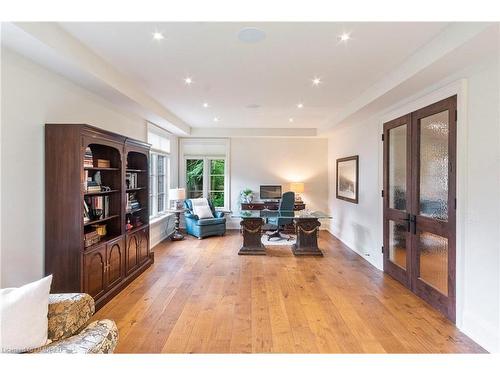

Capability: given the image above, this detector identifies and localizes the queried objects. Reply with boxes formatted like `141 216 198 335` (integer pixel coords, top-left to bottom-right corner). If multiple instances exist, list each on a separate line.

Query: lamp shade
290 182 304 193
169 188 186 200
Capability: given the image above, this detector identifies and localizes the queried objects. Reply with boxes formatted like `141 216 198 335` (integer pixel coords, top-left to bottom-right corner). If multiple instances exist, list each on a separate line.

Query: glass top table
231 210 332 219
233 210 332 256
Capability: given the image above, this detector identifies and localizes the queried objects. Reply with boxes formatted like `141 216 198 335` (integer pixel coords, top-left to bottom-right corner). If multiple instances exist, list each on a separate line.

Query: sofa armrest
214 211 225 218
47 293 95 342
33 319 118 354
185 212 199 220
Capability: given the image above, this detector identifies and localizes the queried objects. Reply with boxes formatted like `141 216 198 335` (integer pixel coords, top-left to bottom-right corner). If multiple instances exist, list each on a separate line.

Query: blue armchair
184 199 226 239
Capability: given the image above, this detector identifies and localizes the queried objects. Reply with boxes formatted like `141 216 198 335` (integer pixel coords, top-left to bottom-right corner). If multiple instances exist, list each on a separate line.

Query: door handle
410 214 417 235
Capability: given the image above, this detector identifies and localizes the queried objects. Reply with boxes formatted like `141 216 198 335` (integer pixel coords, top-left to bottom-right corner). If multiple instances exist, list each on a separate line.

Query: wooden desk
240 201 305 211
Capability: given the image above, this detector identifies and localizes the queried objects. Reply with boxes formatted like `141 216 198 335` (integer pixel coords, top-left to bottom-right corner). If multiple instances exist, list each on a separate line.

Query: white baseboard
325 227 382 270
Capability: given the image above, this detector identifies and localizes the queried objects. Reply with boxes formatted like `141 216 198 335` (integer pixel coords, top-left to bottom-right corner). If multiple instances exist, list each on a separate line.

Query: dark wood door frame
383 96 457 322
383 114 412 288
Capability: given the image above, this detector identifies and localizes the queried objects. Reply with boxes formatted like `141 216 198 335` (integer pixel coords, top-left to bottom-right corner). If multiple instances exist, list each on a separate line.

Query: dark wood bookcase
45 124 153 310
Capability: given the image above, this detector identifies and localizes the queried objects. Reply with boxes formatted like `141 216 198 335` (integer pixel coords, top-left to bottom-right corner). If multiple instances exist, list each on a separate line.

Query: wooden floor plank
93 230 486 353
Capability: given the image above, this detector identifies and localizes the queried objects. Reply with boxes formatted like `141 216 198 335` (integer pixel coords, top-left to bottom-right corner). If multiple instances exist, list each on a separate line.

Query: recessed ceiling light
213 117 219 122
289 118 294 123
238 27 266 43
152 32 164 40
297 103 304 109
312 77 322 86
203 102 209 108
184 77 193 85
339 32 351 42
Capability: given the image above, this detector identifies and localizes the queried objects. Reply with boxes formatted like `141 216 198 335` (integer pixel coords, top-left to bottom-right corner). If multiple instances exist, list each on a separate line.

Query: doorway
383 96 457 322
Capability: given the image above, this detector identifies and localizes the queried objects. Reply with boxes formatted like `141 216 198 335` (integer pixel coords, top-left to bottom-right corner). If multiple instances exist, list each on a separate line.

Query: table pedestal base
170 211 184 241
292 218 323 256
239 218 266 255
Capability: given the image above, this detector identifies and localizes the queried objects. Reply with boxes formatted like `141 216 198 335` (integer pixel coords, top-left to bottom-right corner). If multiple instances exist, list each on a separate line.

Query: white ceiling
59 22 449 129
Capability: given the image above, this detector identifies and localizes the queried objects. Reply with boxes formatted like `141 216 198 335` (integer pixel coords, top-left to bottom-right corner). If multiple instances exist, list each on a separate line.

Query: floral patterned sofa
30 293 118 354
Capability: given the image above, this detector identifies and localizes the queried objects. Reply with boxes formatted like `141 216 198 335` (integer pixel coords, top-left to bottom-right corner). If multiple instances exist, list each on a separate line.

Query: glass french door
383 96 457 322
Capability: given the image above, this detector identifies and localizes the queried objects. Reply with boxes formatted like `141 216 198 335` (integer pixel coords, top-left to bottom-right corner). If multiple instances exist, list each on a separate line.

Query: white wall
230 137 329 229
0 48 171 287
327 58 500 352
328 121 382 266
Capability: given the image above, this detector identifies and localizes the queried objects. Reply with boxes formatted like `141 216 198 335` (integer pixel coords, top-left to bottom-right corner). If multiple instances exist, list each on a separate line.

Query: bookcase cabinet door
126 232 139 275
106 236 125 291
83 245 107 300
138 228 149 265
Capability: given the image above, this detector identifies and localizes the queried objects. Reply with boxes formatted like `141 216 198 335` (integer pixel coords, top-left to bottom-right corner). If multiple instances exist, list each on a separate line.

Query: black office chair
266 191 295 241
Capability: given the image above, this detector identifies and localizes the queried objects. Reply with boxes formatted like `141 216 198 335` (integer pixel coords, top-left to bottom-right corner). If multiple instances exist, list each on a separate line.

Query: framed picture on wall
336 155 359 204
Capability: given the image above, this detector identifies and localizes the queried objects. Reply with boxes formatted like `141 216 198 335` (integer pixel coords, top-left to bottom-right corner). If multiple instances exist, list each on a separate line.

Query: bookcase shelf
84 214 120 227
84 189 120 196
126 187 146 192
84 167 120 171
45 124 152 311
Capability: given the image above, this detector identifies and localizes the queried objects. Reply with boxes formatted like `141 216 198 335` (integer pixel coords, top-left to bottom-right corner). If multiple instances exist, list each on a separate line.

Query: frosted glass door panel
389 220 407 270
419 111 449 221
418 232 448 294
389 125 407 210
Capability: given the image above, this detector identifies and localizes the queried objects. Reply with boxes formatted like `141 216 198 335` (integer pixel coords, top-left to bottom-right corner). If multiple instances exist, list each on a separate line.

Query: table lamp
169 188 186 210
289 182 304 203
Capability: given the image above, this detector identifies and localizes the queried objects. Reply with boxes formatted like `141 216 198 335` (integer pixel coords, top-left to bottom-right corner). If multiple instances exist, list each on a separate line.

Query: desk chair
266 191 295 241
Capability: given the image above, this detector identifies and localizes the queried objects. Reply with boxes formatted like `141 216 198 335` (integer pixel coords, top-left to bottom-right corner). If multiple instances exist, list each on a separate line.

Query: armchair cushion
47 293 95 341
33 319 118 354
214 211 225 218
197 217 226 226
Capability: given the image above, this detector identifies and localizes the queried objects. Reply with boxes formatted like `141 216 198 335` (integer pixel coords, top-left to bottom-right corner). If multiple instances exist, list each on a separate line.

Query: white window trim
149 150 170 219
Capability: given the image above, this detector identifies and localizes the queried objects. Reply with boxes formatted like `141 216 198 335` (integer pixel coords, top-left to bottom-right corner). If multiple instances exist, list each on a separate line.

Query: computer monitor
260 185 282 201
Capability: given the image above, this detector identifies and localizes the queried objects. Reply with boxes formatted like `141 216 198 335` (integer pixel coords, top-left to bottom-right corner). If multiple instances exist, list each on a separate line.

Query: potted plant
240 188 253 203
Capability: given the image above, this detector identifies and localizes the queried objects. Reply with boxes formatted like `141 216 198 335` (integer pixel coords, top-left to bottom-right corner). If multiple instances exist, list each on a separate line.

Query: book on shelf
126 192 140 212
83 200 90 223
96 159 111 168
125 172 138 189
86 180 101 192
84 147 93 167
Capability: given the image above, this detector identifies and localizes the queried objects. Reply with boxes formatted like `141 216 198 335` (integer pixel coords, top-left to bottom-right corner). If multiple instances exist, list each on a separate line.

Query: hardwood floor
93 230 486 353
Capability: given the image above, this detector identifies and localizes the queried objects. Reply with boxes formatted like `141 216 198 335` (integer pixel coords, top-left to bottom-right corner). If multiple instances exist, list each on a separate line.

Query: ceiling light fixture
312 77 322 86
152 32 164 40
289 118 294 123
203 102 209 108
297 103 304 109
238 27 266 43
184 77 193 85
339 32 351 42
213 117 219 122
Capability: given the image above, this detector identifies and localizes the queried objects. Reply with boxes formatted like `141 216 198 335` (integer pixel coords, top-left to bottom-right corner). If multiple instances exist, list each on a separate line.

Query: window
209 159 225 208
185 157 227 209
148 124 172 218
180 138 230 210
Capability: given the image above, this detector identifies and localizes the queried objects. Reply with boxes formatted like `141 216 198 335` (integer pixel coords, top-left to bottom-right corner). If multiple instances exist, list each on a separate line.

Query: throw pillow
1 275 53 353
191 198 214 219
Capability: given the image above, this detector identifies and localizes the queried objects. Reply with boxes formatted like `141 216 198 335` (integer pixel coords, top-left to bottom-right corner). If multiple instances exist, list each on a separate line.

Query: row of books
84 170 102 192
83 147 112 168
83 195 110 222
84 147 93 168
126 172 139 189
126 192 140 212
